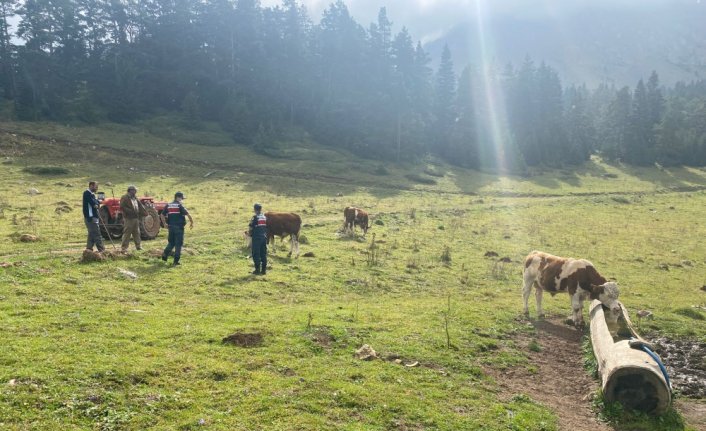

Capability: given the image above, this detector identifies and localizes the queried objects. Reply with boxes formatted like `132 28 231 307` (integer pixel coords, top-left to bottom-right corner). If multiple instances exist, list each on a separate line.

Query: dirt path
488 317 613 431
489 317 706 430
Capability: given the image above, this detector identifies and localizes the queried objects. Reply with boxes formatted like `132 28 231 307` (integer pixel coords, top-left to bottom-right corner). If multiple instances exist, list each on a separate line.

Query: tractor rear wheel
140 207 161 240
99 206 123 240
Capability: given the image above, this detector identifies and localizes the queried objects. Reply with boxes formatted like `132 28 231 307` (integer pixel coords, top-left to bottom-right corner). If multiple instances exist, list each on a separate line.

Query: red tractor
96 191 167 240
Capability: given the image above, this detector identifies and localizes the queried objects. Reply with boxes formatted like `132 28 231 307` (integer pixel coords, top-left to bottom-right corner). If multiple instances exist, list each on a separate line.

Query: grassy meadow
0 121 705 430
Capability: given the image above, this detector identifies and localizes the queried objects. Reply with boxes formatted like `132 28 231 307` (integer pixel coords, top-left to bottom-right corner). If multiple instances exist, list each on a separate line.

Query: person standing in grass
160 191 193 266
82 181 105 253
120 185 147 252
249 203 267 275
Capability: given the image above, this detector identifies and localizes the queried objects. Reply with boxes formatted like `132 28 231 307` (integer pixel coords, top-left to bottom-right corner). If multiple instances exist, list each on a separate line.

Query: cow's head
593 282 620 314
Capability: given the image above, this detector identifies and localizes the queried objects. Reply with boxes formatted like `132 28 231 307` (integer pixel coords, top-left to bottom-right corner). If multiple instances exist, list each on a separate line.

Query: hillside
0 122 705 430
425 3 706 86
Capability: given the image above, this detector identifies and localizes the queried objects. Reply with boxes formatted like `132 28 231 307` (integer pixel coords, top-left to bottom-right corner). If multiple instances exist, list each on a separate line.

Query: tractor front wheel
140 207 161 240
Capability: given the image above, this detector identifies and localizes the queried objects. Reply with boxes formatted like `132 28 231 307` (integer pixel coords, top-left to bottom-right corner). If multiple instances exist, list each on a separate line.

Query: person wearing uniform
120 185 147 252
160 191 193 266
82 181 105 252
249 203 267 275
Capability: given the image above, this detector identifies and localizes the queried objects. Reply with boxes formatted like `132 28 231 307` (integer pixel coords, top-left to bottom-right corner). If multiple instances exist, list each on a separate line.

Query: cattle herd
245 208 620 328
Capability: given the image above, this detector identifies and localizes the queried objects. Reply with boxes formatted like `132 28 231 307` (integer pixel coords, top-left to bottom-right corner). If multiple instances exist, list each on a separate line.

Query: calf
343 207 370 235
522 250 620 327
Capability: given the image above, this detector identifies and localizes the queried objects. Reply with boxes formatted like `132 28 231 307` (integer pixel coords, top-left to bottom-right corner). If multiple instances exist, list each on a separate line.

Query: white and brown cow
245 212 302 257
522 250 620 327
343 207 370 235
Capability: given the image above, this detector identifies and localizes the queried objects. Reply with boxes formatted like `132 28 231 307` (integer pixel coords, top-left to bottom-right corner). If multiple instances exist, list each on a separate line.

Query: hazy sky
261 0 696 43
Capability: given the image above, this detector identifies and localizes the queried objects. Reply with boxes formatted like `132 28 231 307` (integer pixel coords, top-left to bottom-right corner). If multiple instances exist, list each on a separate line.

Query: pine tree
448 66 478 168
625 79 654 165
565 85 595 163
600 86 632 161
434 44 456 157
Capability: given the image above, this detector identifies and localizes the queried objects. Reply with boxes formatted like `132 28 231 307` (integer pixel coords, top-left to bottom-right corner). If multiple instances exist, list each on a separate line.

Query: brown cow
522 250 620 327
343 207 370 235
245 212 301 257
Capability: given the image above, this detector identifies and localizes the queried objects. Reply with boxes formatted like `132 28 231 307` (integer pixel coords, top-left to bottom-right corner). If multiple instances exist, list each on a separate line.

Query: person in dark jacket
120 185 147 251
160 191 193 266
249 203 267 275
82 181 105 252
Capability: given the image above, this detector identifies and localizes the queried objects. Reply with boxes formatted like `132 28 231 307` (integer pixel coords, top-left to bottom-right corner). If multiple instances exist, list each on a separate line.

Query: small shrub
23 166 70 175
528 339 542 352
611 196 631 204
424 166 444 177
440 246 452 265
405 173 437 185
373 164 389 176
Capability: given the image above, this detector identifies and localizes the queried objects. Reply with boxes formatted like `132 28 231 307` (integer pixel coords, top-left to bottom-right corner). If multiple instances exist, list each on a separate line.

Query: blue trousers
252 237 267 272
163 226 184 264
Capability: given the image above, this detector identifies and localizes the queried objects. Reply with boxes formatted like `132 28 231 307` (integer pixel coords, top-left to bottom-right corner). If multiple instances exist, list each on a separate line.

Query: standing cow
522 250 620 327
244 212 301 257
343 207 370 235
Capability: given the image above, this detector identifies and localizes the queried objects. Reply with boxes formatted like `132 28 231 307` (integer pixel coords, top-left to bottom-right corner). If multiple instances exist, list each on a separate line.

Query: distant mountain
424 3 706 87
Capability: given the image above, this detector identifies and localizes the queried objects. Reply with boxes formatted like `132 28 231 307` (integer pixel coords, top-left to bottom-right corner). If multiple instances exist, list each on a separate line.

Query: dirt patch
308 326 335 348
487 317 612 431
222 332 263 348
80 250 107 263
80 249 132 263
676 400 706 430
19 234 39 242
653 337 706 398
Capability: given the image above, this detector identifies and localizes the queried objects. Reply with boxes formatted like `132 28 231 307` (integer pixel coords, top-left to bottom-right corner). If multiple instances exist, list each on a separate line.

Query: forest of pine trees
1 0 705 169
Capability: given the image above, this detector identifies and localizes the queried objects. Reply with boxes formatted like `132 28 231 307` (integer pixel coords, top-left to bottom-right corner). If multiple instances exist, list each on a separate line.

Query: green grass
1 121 705 430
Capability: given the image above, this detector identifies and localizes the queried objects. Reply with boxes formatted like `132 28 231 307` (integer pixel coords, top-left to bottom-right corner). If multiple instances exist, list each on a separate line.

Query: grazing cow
245 212 301 257
522 250 620 327
343 207 370 235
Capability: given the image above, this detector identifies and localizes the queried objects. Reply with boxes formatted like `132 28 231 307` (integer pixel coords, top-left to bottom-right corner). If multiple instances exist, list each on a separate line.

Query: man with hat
120 185 148 252
249 203 267 275
160 191 193 266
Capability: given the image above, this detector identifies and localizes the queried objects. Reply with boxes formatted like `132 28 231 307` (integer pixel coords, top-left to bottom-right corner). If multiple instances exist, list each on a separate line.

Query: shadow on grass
607 162 706 190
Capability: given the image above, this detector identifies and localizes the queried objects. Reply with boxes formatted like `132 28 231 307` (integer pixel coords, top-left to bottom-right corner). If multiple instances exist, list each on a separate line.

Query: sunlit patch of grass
0 122 704 429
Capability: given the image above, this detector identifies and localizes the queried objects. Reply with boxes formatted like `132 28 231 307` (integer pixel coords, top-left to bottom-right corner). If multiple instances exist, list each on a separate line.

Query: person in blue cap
249 203 267 275
160 191 193 266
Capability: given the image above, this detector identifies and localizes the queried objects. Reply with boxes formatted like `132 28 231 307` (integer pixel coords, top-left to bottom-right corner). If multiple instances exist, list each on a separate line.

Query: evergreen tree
601 86 632 161
624 79 654 165
449 66 478 168
434 44 455 157
565 85 595 163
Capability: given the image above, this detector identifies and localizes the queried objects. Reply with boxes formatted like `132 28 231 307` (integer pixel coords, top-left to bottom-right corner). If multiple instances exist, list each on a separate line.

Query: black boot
252 264 261 275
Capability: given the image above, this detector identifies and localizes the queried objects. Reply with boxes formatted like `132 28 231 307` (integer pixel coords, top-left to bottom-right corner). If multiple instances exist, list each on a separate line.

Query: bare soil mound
222 332 263 348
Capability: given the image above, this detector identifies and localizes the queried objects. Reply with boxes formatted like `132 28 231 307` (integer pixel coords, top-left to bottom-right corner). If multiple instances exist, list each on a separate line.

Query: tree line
1 0 705 169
